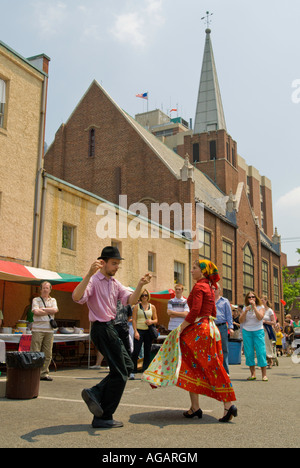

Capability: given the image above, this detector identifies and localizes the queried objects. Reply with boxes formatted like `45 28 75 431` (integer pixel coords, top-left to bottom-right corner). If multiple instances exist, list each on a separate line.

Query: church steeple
194 28 227 135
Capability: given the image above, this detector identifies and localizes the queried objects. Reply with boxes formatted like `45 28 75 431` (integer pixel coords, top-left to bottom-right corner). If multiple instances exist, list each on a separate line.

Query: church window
89 128 95 157
193 143 199 162
243 244 254 295
209 140 216 160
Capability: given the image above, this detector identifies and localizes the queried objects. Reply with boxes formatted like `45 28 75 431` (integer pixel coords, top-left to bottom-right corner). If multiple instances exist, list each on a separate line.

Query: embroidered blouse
185 278 216 324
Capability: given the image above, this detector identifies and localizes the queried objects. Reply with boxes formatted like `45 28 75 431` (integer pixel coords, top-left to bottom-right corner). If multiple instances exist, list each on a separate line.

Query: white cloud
146 0 164 25
276 186 300 210
111 12 145 47
110 0 165 48
32 1 67 36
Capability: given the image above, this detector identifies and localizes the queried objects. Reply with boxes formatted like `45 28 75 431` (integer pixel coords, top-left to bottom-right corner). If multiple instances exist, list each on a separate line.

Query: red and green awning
0 260 82 292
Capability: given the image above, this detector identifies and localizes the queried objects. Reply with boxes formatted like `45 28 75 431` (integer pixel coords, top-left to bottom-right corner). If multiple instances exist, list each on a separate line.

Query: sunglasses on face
141 294 149 298
248 295 255 299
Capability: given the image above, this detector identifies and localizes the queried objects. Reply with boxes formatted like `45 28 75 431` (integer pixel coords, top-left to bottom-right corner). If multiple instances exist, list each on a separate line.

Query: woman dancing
144 259 237 422
177 259 237 422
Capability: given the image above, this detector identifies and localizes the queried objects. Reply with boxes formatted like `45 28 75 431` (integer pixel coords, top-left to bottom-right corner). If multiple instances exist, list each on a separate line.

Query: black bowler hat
97 246 124 260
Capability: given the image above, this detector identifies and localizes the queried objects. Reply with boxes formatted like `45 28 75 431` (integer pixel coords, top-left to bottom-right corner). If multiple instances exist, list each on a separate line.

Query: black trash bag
6 351 45 369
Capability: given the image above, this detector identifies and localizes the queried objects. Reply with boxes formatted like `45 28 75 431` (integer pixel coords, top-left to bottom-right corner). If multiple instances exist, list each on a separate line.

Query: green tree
282 249 300 314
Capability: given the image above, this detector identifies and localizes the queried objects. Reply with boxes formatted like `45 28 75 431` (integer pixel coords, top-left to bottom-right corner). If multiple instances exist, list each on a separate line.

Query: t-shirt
263 308 274 322
242 305 264 332
276 331 283 346
167 297 189 330
114 301 132 331
32 296 58 333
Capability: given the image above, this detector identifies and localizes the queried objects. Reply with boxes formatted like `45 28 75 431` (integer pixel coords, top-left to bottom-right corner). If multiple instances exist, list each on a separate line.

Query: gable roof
48 79 230 221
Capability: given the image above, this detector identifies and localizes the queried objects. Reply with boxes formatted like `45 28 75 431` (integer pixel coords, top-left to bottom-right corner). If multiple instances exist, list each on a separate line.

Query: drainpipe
37 173 47 267
32 75 48 267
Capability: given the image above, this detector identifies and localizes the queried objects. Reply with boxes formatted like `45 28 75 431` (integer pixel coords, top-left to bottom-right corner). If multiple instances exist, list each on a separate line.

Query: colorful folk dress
142 278 236 403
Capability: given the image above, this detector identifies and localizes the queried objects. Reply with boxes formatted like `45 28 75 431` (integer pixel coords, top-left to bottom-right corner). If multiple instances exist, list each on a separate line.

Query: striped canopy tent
148 289 176 301
0 260 82 292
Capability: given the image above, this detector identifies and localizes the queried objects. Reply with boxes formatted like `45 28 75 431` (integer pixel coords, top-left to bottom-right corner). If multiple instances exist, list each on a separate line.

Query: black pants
114 324 132 357
132 328 153 373
90 321 133 419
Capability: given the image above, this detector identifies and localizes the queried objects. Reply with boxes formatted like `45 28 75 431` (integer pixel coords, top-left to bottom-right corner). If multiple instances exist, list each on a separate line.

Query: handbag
141 305 158 341
40 297 58 329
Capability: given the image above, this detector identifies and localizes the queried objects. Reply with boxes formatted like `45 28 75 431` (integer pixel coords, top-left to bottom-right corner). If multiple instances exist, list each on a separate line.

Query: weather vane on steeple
201 11 213 29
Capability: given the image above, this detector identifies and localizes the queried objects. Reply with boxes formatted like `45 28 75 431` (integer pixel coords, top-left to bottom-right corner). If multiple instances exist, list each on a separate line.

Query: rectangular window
273 267 279 312
243 244 254 296
193 143 199 163
222 240 232 301
62 224 76 250
226 142 230 162
0 78 6 128
209 140 216 160
148 252 156 273
174 261 185 285
262 261 269 296
89 128 95 157
199 230 211 260
232 148 235 167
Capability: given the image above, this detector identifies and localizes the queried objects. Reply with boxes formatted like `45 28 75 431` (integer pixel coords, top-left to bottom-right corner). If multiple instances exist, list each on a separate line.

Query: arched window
243 244 254 295
89 128 95 157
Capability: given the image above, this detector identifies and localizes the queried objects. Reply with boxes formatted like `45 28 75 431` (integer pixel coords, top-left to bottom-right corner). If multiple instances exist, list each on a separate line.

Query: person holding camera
239 291 268 381
30 281 59 381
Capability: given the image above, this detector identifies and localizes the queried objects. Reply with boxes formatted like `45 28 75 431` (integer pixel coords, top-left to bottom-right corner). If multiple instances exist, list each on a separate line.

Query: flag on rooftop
136 92 148 100
170 108 177 113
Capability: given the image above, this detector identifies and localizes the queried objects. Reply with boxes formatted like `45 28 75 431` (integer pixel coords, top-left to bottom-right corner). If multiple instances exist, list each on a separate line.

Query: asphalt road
0 355 299 449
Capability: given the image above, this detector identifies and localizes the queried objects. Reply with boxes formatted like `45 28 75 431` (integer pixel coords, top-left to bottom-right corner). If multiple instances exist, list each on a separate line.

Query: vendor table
0 333 91 368
0 333 90 343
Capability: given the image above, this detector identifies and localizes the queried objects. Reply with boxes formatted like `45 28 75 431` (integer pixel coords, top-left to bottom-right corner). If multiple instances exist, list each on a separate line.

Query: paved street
0 355 299 449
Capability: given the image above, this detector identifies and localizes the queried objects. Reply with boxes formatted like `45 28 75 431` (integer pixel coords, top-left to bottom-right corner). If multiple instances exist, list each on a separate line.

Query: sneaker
129 373 135 380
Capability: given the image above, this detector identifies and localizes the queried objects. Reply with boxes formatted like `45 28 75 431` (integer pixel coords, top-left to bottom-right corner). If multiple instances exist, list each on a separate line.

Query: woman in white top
239 291 268 381
131 290 158 379
261 296 276 368
30 281 59 381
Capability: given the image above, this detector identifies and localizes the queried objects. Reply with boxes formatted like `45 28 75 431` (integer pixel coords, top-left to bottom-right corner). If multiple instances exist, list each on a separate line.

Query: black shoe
40 376 53 381
92 417 123 429
183 408 203 419
219 405 238 423
81 389 103 418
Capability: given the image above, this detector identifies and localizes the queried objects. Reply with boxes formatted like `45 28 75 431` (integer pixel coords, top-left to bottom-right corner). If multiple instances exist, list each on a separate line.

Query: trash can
228 338 242 365
5 351 45 400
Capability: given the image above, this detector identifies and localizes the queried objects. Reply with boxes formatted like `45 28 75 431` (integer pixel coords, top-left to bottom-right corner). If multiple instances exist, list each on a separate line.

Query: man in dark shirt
114 300 132 356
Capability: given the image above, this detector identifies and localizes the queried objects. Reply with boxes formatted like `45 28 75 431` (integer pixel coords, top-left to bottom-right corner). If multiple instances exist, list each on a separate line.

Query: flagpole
147 91 149 112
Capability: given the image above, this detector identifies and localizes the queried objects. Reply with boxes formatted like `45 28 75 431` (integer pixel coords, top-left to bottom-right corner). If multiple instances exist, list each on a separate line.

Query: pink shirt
72 272 131 323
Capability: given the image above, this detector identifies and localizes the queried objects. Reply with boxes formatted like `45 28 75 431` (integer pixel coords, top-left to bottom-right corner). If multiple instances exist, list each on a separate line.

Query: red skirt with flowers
176 318 236 403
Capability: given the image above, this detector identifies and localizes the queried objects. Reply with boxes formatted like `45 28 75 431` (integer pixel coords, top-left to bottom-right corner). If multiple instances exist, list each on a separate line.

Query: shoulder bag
141 304 158 341
40 297 58 329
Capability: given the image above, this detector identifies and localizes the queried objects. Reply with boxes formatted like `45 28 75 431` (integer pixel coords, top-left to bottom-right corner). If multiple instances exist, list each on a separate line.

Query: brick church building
44 28 284 319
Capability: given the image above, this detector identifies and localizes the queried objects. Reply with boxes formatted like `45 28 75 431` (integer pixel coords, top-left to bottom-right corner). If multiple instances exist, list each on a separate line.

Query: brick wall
44 81 283 311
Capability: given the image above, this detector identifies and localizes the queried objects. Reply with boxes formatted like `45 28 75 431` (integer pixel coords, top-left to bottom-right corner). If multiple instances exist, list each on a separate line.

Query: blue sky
2 0 300 264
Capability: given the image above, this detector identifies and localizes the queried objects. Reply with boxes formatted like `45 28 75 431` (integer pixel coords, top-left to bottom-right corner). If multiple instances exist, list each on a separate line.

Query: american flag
136 92 148 100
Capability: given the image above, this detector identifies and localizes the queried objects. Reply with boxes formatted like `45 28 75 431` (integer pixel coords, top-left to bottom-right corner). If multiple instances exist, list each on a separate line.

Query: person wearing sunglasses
239 291 268 381
131 290 158 379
